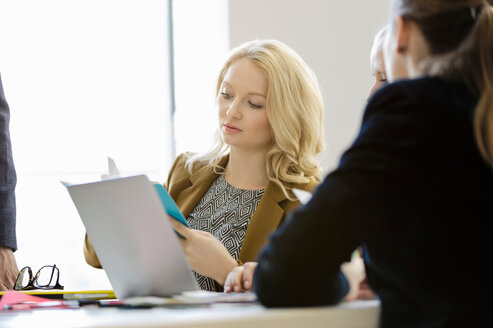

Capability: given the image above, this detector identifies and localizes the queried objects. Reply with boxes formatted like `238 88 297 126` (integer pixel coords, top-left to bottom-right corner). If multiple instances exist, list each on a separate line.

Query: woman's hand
0 246 19 291
340 255 367 301
357 278 376 300
224 262 258 293
170 219 238 286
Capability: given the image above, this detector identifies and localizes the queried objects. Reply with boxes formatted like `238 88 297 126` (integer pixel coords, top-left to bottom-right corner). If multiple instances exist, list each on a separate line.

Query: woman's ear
396 16 411 54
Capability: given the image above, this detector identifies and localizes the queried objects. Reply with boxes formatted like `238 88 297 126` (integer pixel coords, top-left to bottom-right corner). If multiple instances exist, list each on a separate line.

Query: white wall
173 0 229 157
228 0 390 174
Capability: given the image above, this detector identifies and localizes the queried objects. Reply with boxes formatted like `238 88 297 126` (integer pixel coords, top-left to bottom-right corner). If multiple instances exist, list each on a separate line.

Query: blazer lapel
238 181 287 263
175 155 229 217
172 154 291 264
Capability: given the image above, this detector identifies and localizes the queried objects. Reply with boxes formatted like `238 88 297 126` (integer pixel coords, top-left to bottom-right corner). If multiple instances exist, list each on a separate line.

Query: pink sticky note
0 290 55 311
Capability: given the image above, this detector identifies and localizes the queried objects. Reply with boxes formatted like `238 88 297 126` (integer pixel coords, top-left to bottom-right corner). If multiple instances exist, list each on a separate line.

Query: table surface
0 299 380 328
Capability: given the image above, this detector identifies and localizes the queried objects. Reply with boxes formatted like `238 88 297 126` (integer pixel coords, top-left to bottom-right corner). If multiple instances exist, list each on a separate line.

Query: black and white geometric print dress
186 174 265 291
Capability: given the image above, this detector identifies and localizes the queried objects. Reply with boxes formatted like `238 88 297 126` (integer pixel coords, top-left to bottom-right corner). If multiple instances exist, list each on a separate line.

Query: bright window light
0 0 229 291
0 0 171 290
172 0 229 156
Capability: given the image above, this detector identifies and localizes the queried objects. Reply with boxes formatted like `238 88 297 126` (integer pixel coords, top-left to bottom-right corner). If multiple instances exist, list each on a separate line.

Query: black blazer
0 74 17 251
254 77 493 328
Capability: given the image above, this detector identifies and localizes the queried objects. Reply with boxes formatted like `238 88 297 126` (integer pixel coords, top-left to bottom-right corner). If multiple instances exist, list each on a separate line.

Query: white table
0 300 380 328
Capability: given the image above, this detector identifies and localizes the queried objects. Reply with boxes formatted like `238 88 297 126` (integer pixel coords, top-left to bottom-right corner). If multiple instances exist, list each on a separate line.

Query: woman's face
368 29 388 100
383 15 430 82
217 58 273 152
382 19 409 82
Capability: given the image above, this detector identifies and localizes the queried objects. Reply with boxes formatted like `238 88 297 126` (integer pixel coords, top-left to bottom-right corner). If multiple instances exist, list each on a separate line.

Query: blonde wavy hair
186 39 324 199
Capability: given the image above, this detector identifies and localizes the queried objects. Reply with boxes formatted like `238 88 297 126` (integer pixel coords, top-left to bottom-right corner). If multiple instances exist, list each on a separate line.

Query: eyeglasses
13 265 64 291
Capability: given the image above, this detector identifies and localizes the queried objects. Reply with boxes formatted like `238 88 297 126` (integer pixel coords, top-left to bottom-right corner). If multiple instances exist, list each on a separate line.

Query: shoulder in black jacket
254 77 493 328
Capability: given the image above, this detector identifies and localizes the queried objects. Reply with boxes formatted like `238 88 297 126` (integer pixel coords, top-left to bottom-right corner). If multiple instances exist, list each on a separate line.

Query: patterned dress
186 174 265 291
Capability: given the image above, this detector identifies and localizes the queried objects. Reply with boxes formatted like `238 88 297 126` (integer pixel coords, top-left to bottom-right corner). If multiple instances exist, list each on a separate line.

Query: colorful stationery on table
0 289 116 301
0 290 126 312
0 290 78 311
124 291 258 307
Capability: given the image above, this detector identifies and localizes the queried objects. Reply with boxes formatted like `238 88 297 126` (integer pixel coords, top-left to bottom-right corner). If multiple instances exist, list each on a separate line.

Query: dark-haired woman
225 1 493 327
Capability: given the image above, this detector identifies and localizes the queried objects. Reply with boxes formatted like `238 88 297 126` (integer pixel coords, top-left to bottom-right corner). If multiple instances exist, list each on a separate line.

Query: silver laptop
67 174 199 299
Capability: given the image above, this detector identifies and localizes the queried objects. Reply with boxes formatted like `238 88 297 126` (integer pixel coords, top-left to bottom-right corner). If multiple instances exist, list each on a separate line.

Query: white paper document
125 291 258 306
292 188 313 205
107 156 120 177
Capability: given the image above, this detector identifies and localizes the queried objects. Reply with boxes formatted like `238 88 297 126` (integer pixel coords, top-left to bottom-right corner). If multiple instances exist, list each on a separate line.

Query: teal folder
153 184 189 227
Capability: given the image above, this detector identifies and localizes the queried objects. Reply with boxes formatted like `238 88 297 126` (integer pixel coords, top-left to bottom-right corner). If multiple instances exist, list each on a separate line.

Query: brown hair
393 0 493 167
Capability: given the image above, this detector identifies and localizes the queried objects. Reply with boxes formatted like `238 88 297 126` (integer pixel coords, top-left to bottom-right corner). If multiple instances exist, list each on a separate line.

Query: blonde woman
223 27 390 300
84 39 324 291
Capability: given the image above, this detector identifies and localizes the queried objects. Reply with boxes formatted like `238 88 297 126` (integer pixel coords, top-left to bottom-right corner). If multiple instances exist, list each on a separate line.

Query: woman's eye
221 92 232 99
248 102 263 109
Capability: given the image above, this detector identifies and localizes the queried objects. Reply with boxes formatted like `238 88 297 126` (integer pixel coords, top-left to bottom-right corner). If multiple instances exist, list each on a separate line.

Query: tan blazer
84 153 318 268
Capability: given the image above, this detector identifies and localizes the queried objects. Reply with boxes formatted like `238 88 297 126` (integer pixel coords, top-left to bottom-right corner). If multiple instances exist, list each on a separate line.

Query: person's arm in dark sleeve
0 74 18 291
254 84 421 307
0 74 17 251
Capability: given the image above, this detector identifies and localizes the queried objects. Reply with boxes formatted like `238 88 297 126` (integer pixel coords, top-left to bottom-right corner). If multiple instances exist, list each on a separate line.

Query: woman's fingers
169 218 190 237
224 266 244 293
241 262 258 290
223 262 258 293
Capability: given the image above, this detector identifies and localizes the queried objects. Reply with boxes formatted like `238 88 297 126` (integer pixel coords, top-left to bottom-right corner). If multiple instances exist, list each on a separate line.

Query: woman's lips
223 123 242 134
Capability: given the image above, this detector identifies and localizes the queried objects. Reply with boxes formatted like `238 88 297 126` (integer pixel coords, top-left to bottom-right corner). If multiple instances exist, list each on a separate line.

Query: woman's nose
226 99 242 119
